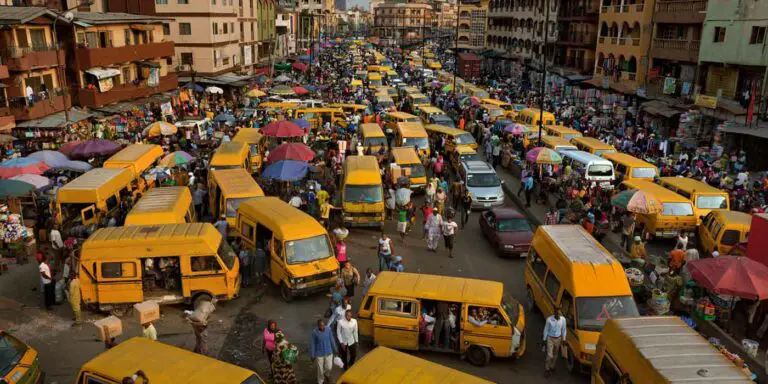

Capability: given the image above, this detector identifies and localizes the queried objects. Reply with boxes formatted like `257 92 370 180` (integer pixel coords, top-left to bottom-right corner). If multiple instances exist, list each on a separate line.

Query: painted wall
699 0 768 66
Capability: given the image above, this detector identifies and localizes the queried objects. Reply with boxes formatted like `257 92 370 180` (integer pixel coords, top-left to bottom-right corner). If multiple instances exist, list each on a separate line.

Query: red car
479 208 534 257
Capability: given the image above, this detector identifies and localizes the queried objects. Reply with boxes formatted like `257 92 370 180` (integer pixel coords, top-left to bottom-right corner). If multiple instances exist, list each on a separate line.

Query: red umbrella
292 86 309 95
59 140 83 156
261 121 304 137
292 62 308 72
687 256 768 300
267 143 315 162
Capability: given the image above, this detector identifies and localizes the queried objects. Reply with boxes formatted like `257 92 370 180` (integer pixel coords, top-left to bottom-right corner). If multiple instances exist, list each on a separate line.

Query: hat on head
634 236 641 242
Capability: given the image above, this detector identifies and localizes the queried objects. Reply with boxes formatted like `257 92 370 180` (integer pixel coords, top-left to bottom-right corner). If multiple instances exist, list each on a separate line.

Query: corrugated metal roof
542 225 615 265
72 12 171 24
0 6 62 25
15 110 93 129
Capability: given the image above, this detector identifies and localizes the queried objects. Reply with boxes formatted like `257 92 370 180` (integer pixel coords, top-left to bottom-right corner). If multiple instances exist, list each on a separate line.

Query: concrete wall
699 0 768 66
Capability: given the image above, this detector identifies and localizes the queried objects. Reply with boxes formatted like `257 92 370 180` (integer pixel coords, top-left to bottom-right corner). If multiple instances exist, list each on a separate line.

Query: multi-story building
593 0 655 93
698 0 767 106
155 0 240 77
0 7 70 123
373 1 432 46
645 0 705 99
457 0 489 51
62 12 177 108
297 0 333 50
0 53 14 132
335 0 346 11
433 1 457 33
553 0 598 75
486 0 556 60
276 10 297 58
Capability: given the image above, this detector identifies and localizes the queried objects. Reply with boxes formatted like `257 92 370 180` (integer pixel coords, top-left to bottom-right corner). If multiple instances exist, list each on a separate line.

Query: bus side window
599 354 630 384
191 256 222 272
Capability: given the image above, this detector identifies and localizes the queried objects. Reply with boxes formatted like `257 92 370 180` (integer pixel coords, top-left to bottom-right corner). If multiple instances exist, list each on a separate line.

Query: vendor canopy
85 67 120 80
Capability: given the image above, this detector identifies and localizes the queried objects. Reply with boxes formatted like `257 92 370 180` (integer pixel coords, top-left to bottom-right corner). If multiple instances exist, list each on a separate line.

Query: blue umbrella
214 113 236 123
28 150 69 168
182 82 204 92
298 55 311 62
59 160 93 173
291 119 311 130
254 75 267 84
302 84 317 92
262 160 308 181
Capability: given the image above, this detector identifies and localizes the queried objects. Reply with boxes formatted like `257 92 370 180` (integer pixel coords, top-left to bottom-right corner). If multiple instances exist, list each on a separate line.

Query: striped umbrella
504 123 527 136
0 158 50 178
159 151 194 168
611 189 663 215
525 147 562 165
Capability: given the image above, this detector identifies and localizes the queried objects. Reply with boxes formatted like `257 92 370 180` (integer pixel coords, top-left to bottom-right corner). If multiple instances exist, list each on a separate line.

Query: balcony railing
77 74 178 107
0 44 64 71
8 88 70 121
656 0 707 12
75 41 175 69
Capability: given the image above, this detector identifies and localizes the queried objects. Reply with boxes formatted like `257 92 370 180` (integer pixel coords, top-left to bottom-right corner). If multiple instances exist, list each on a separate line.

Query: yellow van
232 128 265 172
56 168 136 227
620 180 697 239
449 145 479 169
571 137 616 156
368 73 383 88
209 141 252 173
383 111 421 133
358 272 526 366
516 108 555 127
124 187 195 226
464 85 490 98
525 225 639 372
395 122 430 156
360 123 387 152
407 93 431 108
207 168 264 236
699 210 751 256
259 101 299 110
656 177 729 224
236 197 339 301
391 147 427 191
424 124 477 152
543 125 583 141
368 65 391 73
479 104 506 123
541 135 577 153
76 337 263 384
0 331 41 384
416 106 451 126
481 98 513 111
79 223 240 312
103 144 163 181
328 103 368 116
342 156 385 227
593 317 753 384
337 347 493 384
294 108 347 130
601 152 658 182
375 94 396 110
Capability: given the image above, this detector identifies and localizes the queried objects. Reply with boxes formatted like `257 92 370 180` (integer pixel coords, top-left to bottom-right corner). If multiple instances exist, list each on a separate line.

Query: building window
750 26 766 45
180 52 193 65
212 0 216 4
213 22 219 34
179 23 192 35
179 0 189 3
156 0 167 4
713 26 726 43
224 23 228 34
162 23 170 35
122 67 132 84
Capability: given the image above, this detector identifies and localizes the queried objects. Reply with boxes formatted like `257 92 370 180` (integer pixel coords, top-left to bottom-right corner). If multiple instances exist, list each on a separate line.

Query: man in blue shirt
310 319 337 384
523 175 534 208
542 307 567 376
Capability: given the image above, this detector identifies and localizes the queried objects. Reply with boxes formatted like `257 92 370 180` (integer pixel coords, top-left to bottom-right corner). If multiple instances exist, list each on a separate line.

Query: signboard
695 94 718 109
277 0 297 9
243 45 253 66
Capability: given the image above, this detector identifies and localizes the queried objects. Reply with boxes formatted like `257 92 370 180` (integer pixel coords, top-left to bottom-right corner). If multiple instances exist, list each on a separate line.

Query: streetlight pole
452 1 460 94
537 0 550 147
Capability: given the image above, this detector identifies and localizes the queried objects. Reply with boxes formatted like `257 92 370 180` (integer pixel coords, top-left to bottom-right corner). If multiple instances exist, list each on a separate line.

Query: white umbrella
205 86 224 94
10 174 51 189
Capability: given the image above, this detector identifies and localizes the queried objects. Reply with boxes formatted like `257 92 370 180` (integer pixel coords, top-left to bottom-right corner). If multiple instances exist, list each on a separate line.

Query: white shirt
423 313 436 331
288 196 303 208
362 273 376 296
39 262 52 285
328 303 351 327
50 229 64 250
378 238 392 254
26 86 34 98
442 221 458 236
337 318 359 346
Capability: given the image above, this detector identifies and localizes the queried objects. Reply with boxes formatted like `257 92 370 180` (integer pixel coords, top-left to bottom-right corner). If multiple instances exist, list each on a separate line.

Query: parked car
479 208 533 257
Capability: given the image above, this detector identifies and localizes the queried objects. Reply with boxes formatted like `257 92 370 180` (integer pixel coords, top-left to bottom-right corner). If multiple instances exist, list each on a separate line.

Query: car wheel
566 345 581 374
466 345 491 366
280 282 294 303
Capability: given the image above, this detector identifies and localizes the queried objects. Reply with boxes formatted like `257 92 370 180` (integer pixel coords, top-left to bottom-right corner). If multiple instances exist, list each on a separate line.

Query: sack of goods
186 300 215 326
333 227 349 241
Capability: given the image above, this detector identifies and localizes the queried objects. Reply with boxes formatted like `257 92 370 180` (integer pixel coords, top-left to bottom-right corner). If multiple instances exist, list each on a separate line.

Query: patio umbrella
274 74 292 83
58 140 84 156
267 143 315 162
611 189 663 215
274 63 291 71
0 158 50 178
525 147 562 165
292 87 309 95
270 85 296 96
292 62 308 72
143 121 178 137
298 55 311 62
687 256 768 300
69 139 121 159
262 160 309 181
504 123 526 136
291 119 311 130
28 150 69 168
159 151 194 168
59 160 93 173
205 86 224 94
442 84 453 92
0 134 14 144
470 96 481 106
147 167 171 181
213 113 236 123
10 174 50 189
246 89 266 98
302 84 317 92
0 179 35 199
261 121 304 137
182 82 204 92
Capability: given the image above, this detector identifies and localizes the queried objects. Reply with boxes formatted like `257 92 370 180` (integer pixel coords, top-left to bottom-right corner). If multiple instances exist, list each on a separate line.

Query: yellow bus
394 122 430 156
328 103 368 116
699 210 751 256
56 168 136 227
207 168 264 236
516 108 555 127
124 186 196 226
368 73 383 88
383 112 421 133
79 223 240 311
424 124 477 152
543 125 583 141
541 135 577 152
209 141 252 173
294 108 347 130
76 337 263 384
1 331 41 384
360 123 387 152
601 152 658 182
390 147 427 191
232 128 265 172
656 177 729 224
342 156 385 227
571 137 616 156
481 98 513 111
103 144 163 180
620 179 697 239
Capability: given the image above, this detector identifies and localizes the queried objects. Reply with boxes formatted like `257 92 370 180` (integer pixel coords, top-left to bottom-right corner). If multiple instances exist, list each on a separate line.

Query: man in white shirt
442 216 459 259
327 297 351 328
542 307 567 376
39 254 54 310
288 193 303 209
336 310 358 370
50 225 64 260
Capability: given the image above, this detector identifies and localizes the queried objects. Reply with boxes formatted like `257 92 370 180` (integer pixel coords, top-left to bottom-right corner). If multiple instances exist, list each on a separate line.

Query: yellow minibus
0 331 41 384
359 123 387 152
656 177 729 223
517 108 555 127
541 135 577 153
601 152 658 182
209 141 252 173
699 210 751 256
424 124 477 152
543 125 583 141
571 137 616 156
232 128 265 172
342 156 385 227
294 108 347 130
124 186 195 226
56 168 136 227
390 147 427 191
368 73 383 88
103 144 163 180
394 122 430 156
207 168 264 236
620 180 697 239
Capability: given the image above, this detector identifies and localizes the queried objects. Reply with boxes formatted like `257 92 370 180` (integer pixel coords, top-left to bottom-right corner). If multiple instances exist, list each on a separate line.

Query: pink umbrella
292 62 308 72
687 256 768 300
292 86 309 95
0 158 50 179
470 96 481 106
504 123 526 136
59 140 83 156
261 121 304 137
267 143 316 162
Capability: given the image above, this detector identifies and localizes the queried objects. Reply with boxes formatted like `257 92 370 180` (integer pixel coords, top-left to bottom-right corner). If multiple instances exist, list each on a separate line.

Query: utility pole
537 0 550 147
452 1 460 93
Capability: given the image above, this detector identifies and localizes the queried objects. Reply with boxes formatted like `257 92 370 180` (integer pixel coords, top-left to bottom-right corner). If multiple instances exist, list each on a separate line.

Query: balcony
601 2 645 13
76 74 178 107
8 91 70 121
75 41 175 69
654 0 706 23
650 38 700 62
1 45 65 72
0 107 14 131
0 64 7 80
557 32 597 47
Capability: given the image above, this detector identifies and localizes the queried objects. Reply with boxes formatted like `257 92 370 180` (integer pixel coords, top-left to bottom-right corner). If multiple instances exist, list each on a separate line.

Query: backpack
281 343 299 364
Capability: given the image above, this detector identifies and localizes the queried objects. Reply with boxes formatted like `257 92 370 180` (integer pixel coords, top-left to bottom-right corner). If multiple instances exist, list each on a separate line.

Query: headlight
289 278 297 284
504 245 515 249
331 270 339 276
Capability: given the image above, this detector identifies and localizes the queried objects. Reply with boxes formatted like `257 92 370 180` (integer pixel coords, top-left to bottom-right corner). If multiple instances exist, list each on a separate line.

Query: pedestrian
620 212 635 252
261 319 279 378
340 261 361 298
50 224 64 262
39 253 54 310
310 320 337 384
328 280 347 316
388 255 405 272
435 188 447 217
328 297 352 330
460 192 472 229
271 331 298 384
336 310 359 370
335 237 347 266
213 215 228 237
425 207 443 251
523 174 534 208
193 183 206 219
142 321 157 341
238 246 252 287
396 205 408 244
450 179 464 210
442 214 459 258
630 236 646 260
191 321 208 355
362 268 376 297
676 232 689 250
377 232 394 272
68 270 82 325
544 206 559 225
433 301 451 348
543 307 567 376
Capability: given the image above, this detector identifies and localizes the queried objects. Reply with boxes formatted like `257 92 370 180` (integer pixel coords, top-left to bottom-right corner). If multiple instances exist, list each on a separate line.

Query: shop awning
641 100 682 118
85 67 120 80
138 61 161 68
15 109 93 129
130 24 155 31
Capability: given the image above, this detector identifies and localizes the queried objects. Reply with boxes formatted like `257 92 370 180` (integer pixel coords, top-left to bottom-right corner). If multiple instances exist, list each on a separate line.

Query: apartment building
457 0 489 51
434 2 457 33
237 0 276 74
373 2 432 46
297 0 333 51
553 0 598 75
0 53 14 131
486 0 556 61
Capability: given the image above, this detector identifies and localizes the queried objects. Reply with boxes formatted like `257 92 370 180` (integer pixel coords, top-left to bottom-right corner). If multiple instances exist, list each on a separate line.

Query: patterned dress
271 341 297 384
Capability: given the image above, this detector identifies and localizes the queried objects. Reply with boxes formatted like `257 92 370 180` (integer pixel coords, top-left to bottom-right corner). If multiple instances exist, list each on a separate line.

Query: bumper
471 199 504 210
500 245 530 257
344 215 384 227
288 279 336 297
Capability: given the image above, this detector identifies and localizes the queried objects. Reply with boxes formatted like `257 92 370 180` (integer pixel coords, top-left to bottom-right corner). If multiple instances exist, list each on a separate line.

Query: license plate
520 252 528 258
484 203 491 207
297 283 307 289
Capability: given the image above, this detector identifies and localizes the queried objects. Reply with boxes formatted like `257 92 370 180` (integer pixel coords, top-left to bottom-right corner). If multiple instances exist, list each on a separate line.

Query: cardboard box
94 316 122 341
133 301 160 324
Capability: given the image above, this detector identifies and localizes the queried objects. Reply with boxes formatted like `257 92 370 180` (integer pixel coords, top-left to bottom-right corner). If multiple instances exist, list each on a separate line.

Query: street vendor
630 236 646 260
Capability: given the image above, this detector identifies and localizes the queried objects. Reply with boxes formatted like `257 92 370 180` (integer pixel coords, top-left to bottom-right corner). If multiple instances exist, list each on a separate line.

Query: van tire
280 282 294 302
466 346 491 366
565 346 580 374
194 293 213 310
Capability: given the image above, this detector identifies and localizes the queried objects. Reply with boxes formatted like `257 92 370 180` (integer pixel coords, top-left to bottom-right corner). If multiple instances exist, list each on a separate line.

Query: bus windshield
662 202 694 216
285 234 333 265
225 197 252 217
402 137 429 149
631 167 657 179
576 296 639 332
696 195 728 209
344 185 383 203
587 164 614 177
364 137 387 148
455 133 476 145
